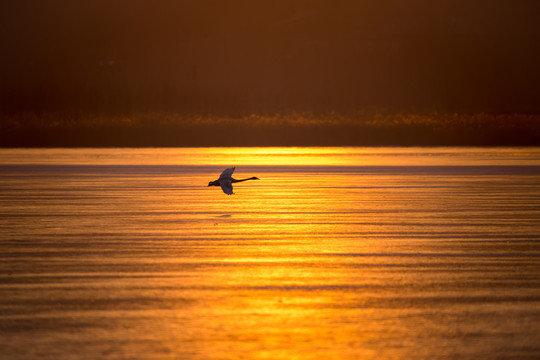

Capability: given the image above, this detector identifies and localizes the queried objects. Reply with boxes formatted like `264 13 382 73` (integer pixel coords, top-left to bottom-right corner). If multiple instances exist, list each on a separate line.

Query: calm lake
1 147 540 359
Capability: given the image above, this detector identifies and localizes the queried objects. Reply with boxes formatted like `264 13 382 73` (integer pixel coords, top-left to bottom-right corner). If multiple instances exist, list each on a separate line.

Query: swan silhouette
208 167 259 195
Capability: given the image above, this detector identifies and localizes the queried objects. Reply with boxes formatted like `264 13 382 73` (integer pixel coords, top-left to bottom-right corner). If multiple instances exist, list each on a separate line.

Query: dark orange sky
1 1 539 147
1 0 539 115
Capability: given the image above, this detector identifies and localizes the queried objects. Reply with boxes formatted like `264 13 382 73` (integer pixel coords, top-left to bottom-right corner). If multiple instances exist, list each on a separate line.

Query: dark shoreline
2 112 539 147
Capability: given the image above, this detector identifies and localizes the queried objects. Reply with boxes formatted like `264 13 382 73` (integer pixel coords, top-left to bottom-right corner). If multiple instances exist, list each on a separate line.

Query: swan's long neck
231 177 259 183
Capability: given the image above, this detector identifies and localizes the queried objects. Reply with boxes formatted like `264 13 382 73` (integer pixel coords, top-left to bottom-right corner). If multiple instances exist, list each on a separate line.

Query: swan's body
208 167 259 195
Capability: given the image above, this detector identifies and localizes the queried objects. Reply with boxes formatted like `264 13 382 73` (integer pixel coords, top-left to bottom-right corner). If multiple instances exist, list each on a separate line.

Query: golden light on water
1 147 540 359
2 147 540 166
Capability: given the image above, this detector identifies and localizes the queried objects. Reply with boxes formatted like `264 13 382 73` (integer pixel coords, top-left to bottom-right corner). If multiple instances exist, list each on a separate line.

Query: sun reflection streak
2 147 539 166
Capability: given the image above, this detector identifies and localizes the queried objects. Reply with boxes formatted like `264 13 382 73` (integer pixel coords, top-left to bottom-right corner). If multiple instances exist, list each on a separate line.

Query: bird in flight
208 167 259 195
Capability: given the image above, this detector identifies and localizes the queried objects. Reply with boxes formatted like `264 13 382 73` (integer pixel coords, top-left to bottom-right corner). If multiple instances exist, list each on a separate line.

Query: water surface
1 147 540 359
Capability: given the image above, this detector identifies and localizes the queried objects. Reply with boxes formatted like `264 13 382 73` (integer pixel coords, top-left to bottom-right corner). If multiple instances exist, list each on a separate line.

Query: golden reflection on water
1 148 540 359
2 146 540 166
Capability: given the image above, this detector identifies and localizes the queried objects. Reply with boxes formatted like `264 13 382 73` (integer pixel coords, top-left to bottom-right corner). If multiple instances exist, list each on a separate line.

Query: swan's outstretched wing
219 167 235 180
220 179 234 195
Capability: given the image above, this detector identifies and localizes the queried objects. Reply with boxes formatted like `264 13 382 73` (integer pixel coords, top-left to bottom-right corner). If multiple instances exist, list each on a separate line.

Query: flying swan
208 167 259 195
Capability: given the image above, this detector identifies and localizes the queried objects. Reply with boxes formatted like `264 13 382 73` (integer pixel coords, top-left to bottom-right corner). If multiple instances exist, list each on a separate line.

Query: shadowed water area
1 148 540 359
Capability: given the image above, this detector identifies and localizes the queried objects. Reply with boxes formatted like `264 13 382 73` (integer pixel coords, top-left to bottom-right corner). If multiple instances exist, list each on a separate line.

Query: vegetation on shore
1 112 538 147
